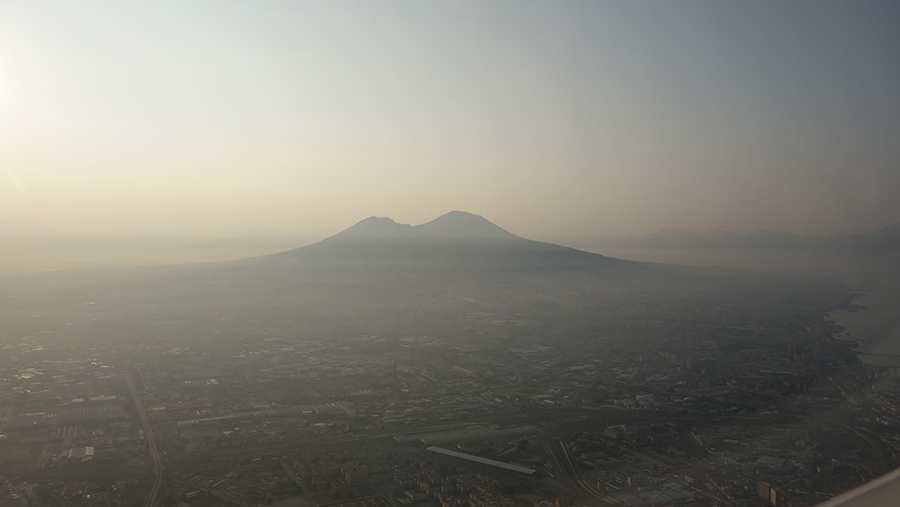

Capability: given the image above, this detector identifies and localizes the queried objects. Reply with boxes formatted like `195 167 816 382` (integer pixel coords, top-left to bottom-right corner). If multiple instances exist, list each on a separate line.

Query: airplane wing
816 467 900 507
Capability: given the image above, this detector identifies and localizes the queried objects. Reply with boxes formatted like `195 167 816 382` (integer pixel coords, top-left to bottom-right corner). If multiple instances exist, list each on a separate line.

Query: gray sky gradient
1 1 898 239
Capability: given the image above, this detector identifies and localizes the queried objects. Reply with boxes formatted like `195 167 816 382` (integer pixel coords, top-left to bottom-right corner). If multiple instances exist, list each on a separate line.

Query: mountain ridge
272 211 615 267
571 223 900 251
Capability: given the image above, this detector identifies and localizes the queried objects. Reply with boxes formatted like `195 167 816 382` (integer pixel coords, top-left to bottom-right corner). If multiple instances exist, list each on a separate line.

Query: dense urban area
1 248 897 507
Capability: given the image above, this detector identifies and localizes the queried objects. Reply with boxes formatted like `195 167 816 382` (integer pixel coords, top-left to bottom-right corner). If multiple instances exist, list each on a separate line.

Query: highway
124 347 164 507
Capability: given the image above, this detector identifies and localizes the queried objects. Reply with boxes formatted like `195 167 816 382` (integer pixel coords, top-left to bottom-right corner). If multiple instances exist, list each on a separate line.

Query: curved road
125 347 164 507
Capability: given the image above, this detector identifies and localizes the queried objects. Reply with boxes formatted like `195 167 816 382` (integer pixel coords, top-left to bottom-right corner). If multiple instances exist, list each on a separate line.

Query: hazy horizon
2 1 900 241
4 209 900 242
2 208 899 273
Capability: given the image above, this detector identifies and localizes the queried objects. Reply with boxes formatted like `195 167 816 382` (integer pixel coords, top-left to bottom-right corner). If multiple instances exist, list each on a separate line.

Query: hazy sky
1 1 899 239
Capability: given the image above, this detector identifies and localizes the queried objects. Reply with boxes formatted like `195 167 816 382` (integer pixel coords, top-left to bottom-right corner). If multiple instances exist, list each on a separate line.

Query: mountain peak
414 211 516 240
336 216 414 239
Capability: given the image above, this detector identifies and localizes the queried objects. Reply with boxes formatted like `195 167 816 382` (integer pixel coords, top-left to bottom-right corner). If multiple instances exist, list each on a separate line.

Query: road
124 347 164 507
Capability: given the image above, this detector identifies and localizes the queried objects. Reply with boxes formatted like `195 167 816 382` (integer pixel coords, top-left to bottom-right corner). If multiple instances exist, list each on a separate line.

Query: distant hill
272 211 616 268
573 223 900 251
196 232 318 250
0 222 64 240
0 227 320 271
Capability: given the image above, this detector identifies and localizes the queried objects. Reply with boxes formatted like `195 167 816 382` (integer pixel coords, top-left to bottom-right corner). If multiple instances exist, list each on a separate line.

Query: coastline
586 247 900 367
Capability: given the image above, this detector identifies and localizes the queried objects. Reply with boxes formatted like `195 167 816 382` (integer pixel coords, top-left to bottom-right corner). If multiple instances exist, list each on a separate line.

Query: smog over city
2 3 900 507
